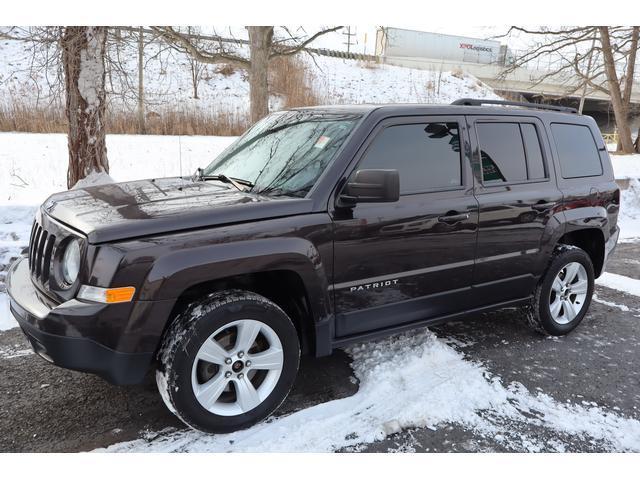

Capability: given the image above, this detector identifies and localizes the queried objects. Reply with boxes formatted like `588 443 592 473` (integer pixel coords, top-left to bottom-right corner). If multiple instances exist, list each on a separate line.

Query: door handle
438 212 470 223
532 202 555 212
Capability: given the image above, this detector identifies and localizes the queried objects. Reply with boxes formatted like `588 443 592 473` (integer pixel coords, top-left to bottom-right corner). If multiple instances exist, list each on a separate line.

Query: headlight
61 238 81 285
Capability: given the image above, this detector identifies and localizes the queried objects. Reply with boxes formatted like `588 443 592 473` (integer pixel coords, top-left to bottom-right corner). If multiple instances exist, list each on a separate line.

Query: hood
43 177 313 243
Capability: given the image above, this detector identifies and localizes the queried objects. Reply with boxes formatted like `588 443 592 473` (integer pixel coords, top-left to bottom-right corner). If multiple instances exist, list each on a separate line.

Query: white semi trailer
375 27 510 65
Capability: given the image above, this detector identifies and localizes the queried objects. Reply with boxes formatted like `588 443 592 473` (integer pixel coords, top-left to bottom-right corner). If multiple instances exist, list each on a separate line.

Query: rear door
331 115 479 337
468 115 563 306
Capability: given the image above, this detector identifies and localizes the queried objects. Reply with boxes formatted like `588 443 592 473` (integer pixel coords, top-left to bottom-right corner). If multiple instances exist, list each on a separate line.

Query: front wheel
156 290 300 433
524 245 595 336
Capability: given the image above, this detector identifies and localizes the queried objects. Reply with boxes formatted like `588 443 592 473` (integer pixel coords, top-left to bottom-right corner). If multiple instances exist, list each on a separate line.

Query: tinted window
358 123 462 194
521 123 546 180
477 123 527 183
551 123 603 178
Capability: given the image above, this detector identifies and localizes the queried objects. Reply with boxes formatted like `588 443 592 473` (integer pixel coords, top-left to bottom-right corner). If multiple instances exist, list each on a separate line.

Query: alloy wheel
549 261 589 325
191 319 284 416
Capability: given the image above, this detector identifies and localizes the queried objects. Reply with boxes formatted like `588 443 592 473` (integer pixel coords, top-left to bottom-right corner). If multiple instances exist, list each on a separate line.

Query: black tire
523 244 595 336
156 289 300 433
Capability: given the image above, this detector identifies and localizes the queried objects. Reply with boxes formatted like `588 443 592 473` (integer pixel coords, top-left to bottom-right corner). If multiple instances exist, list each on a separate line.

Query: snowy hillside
0 37 501 116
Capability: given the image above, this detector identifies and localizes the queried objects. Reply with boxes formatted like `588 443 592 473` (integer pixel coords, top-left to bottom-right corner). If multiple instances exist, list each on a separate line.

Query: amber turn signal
78 285 136 304
105 287 136 303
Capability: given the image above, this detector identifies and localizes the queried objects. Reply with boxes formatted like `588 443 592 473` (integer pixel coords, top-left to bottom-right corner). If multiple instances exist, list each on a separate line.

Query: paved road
1 243 639 452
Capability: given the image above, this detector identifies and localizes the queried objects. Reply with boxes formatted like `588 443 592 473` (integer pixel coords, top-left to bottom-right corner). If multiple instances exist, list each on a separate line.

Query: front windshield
203 110 361 197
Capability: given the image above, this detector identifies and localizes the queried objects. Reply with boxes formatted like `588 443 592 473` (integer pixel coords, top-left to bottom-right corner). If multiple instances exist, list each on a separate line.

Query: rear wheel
524 245 595 336
156 290 300 433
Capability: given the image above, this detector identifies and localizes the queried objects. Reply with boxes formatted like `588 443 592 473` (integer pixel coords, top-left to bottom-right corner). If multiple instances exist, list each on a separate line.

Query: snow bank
72 172 114 189
611 154 640 179
97 328 640 453
618 178 640 242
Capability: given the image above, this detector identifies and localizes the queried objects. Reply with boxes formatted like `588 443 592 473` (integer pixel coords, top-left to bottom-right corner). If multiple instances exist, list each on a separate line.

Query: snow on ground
0 294 15 331
310 55 501 106
0 341 32 359
97 327 640 453
596 272 640 297
618 178 640 242
593 293 632 312
0 133 236 205
611 154 640 179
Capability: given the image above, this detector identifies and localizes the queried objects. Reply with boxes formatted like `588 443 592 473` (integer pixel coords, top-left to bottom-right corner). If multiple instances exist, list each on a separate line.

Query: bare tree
501 26 639 153
152 26 342 123
185 26 206 99
61 26 109 187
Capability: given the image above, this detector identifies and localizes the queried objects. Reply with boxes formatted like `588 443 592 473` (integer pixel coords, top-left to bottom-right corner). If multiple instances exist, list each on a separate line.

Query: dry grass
0 103 68 133
0 105 248 136
269 55 321 109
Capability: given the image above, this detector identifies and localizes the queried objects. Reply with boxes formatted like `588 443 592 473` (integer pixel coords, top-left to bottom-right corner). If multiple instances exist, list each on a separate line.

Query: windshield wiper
193 168 254 191
257 186 310 198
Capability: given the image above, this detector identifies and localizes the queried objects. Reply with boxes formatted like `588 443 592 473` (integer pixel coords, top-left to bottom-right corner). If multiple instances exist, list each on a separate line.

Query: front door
331 116 479 337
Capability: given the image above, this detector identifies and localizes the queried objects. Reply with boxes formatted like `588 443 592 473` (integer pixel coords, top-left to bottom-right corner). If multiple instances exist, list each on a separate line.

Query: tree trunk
190 62 199 99
619 27 639 153
635 125 640 153
137 26 146 134
599 27 635 154
247 26 273 124
62 26 109 188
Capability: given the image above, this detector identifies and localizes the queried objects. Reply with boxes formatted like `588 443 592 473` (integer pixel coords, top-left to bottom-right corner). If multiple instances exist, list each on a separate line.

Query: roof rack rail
451 98 578 114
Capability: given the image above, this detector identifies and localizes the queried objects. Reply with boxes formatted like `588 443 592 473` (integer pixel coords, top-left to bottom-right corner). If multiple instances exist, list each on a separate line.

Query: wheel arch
141 237 333 357
165 269 318 355
556 227 605 277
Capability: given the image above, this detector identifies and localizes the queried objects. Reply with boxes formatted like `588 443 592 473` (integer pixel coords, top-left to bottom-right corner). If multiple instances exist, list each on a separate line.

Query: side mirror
339 169 400 206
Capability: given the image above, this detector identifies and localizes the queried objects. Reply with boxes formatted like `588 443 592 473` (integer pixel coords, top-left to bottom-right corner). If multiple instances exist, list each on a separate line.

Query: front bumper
6 256 154 385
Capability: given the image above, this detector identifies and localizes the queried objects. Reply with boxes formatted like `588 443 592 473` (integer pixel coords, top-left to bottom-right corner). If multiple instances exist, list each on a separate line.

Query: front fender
139 236 332 324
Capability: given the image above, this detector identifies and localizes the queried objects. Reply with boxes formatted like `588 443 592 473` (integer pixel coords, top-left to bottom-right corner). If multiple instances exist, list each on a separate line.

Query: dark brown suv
7 99 620 433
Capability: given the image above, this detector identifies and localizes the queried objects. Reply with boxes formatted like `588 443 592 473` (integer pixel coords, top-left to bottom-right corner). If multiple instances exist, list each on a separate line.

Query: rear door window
551 123 603 178
477 122 548 184
477 123 527 183
520 123 546 180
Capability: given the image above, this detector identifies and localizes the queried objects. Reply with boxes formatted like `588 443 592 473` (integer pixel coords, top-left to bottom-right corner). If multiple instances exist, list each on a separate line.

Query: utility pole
342 26 356 54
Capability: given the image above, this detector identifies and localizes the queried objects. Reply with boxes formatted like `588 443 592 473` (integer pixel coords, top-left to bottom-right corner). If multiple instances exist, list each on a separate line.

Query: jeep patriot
7 99 620 432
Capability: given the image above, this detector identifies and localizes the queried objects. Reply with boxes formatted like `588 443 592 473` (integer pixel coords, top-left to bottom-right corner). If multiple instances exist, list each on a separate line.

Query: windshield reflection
203 111 361 197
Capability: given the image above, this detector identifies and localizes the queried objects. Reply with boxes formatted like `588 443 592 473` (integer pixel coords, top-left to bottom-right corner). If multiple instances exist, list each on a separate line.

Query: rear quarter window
551 123 603 178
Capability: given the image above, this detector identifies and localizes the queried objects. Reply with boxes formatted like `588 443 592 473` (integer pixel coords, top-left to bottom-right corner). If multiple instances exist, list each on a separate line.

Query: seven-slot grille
28 219 57 286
